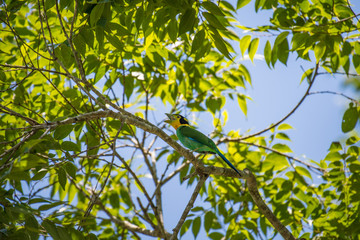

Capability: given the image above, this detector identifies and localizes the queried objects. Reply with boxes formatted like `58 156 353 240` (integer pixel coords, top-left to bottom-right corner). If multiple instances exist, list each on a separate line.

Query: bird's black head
165 113 190 129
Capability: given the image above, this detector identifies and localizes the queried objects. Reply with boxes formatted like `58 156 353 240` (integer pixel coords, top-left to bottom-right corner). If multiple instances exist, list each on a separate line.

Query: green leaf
314 42 326 62
210 28 231 59
106 34 124 51
263 153 289 171
346 136 359 145
237 0 252 9
237 94 247 116
203 12 226 30
191 29 205 54
32 169 48 180
58 167 67 191
209 232 224 240
278 123 293 130
272 143 292 153
206 96 224 114
240 35 251 56
22 139 46 152
64 162 77 179
9 168 31 181
135 6 144 30
341 105 359 133
300 68 314 84
8 0 26 12
179 8 196 35
204 211 214 233
73 34 86 57
239 64 251 85
355 41 360 55
328 141 342 152
275 132 291 141
110 191 120 209
54 125 74 140
260 217 267 235
42 219 60 240
291 33 309 50
202 1 224 16
192 216 201 238
352 54 360 74
277 39 289 65
57 226 72 240
264 40 272 67
295 166 312 179
120 187 132 207
90 3 105 26
248 38 259 62
25 214 39 234
167 18 178 42
39 202 64 211
61 141 80 152
180 219 192 237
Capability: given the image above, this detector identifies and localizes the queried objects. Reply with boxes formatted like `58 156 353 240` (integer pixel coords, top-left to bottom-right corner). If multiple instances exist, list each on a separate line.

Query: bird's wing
178 126 217 149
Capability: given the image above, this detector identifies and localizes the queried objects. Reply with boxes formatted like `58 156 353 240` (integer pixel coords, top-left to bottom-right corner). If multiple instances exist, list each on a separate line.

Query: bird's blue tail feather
215 148 242 177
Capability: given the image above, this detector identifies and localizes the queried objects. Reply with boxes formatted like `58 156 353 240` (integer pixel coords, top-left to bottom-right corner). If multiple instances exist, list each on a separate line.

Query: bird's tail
215 148 242 177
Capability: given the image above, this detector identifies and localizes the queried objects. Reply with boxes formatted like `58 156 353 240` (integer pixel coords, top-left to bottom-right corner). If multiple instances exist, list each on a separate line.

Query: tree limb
169 174 208 240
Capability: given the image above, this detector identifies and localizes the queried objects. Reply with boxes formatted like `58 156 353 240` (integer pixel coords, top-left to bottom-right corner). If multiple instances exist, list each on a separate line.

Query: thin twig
234 64 319 141
169 174 208 240
308 90 359 104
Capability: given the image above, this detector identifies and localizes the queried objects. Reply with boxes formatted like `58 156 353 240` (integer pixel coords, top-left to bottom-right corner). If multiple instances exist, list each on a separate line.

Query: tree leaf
272 143 292 153
264 40 272 67
295 166 312 179
54 125 74 140
64 162 77 179
90 3 105 27
61 141 80 152
314 42 326 62
42 219 60 240
203 12 226 30
192 216 201 238
179 8 196 35
237 0 252 9
341 105 359 133
204 211 215 233
275 132 291 141
352 54 360 74
210 28 231 59
248 38 259 62
237 94 247 116
202 1 224 16
277 39 289 65
58 167 67 191
240 35 251 56
291 32 309 50
191 29 205 54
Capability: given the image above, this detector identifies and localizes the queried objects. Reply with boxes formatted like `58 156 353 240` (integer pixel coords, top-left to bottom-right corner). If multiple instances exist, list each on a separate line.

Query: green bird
165 113 242 177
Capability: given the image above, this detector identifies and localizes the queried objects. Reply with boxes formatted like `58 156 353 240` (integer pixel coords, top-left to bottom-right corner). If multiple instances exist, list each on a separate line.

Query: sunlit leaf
341 104 359 133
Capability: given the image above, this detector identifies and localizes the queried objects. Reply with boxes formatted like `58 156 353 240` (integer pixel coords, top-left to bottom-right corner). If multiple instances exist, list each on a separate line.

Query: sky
155 1 360 240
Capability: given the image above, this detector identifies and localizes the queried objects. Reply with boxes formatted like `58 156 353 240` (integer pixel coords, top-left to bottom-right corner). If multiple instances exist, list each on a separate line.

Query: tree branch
169 174 208 240
244 169 296 240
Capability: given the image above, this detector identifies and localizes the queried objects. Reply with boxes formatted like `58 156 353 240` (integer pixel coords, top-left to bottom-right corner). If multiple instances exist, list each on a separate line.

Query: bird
165 113 242 177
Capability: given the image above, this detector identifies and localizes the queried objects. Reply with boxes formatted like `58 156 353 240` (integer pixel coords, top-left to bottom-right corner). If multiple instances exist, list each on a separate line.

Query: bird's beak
164 113 173 123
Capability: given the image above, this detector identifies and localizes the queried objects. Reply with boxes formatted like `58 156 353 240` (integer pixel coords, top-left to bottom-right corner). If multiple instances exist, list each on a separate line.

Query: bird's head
165 113 190 129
